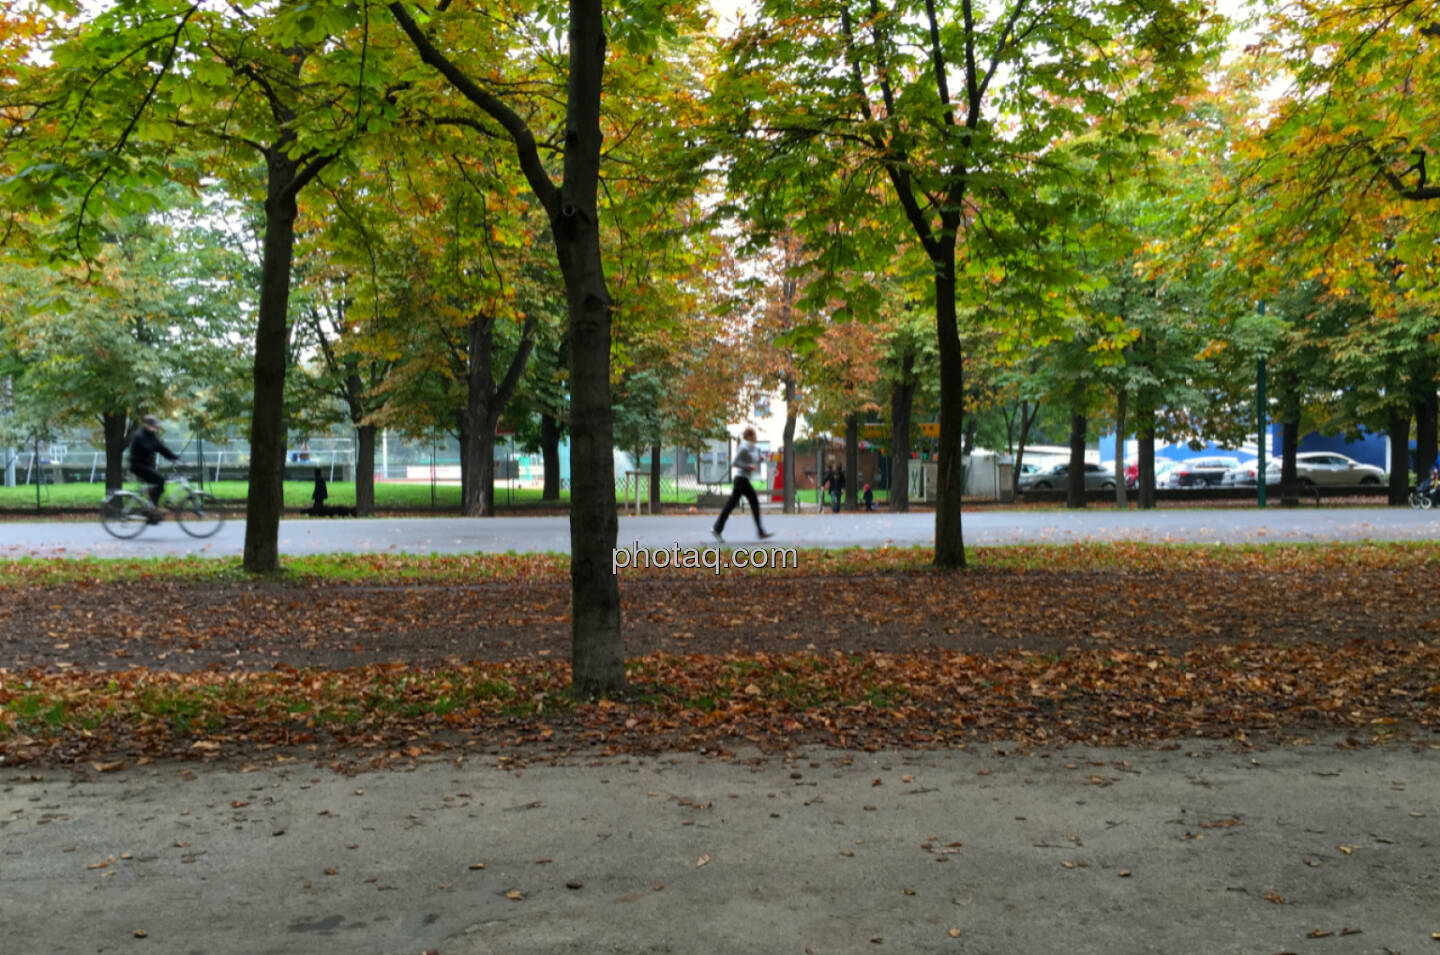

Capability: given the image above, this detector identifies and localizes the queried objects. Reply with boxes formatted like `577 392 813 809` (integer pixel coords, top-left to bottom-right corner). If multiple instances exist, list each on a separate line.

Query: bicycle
100 471 227 539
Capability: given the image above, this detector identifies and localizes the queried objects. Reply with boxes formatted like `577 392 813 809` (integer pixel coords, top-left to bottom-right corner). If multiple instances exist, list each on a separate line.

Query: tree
0 0 406 572
387 0 709 694
719 0 1219 565
0 199 249 486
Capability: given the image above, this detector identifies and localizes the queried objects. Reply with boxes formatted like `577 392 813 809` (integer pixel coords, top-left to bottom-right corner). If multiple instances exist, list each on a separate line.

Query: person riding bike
1422 465 1440 507
127 414 180 523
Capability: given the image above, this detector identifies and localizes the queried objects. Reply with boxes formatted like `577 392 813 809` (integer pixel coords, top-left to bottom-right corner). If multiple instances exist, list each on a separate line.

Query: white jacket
733 441 762 479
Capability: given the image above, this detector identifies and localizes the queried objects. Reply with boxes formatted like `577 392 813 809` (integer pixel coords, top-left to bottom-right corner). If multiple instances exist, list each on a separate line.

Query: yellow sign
860 424 887 440
920 422 940 438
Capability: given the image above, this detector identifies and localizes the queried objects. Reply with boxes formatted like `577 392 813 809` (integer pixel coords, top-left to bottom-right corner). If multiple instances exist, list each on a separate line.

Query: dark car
1165 456 1246 488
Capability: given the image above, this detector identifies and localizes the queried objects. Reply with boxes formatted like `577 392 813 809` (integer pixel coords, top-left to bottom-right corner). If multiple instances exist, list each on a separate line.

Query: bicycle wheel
100 492 150 539
175 490 226 538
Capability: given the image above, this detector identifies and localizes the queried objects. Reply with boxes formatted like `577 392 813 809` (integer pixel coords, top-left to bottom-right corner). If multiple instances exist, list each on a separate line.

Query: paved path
3 507 1439 558
3 740 1436 954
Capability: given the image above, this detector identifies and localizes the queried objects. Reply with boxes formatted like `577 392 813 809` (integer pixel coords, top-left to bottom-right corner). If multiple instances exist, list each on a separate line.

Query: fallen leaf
696 853 711 868
505 890 523 900
1263 891 1285 904
133 930 147 938
948 928 961 938
469 862 486 870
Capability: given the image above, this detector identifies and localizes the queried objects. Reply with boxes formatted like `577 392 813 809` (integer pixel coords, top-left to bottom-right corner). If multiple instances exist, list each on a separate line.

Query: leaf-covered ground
2 543 1438 768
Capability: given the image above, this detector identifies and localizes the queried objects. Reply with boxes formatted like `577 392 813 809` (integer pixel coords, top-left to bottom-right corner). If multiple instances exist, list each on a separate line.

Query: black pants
715 476 764 533
132 465 165 506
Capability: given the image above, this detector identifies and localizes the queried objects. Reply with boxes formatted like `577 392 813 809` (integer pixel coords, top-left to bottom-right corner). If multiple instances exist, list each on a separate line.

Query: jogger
713 427 773 542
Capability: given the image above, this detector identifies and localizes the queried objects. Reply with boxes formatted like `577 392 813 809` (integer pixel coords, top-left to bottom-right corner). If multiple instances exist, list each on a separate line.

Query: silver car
1018 462 1117 492
1263 452 1386 486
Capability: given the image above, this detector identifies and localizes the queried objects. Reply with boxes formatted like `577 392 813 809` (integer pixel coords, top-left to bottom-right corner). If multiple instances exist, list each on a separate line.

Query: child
862 483 875 511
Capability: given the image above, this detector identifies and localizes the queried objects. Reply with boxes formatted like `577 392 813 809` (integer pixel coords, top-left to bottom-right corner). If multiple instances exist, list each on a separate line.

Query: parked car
1125 460 1183 489
1018 462 1117 492
1265 452 1386 486
1165 456 1246 488
1220 462 1262 486
1152 460 1183 488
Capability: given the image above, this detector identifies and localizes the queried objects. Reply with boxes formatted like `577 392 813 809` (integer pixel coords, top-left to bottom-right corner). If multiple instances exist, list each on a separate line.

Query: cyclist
128 414 179 523
1422 465 1440 507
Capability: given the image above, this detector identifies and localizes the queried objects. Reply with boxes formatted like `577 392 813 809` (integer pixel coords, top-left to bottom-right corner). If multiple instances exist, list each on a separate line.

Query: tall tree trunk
1138 415 1156 510
1414 384 1437 484
1066 410 1087 509
540 411 561 501
355 423 376 517
1114 390 1127 510
889 350 915 512
243 150 302 574
1388 404 1410 506
845 413 859 510
962 414 978 455
462 315 496 517
554 0 622 695
782 373 796 514
102 410 128 491
388 0 620 693
649 443 661 513
462 312 537 517
932 236 965 568
1012 400 1037 499
1280 417 1299 507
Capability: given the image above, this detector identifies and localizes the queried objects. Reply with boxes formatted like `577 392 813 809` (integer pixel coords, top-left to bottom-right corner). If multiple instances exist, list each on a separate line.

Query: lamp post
1256 300 1267 510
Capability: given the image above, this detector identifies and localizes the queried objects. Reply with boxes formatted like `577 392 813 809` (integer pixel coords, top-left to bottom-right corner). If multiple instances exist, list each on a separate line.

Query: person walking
713 427 773 542
831 466 846 513
309 466 328 515
819 466 835 514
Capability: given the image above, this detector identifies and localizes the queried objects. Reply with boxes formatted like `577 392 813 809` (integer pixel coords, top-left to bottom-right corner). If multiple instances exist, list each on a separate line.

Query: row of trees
3 0 1438 694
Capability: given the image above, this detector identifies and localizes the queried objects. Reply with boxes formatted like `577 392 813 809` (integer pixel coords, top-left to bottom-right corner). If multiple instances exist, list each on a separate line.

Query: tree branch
387 2 560 218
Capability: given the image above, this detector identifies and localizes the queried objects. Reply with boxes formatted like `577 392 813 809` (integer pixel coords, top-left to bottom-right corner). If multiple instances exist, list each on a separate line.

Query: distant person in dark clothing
127 414 178 522
311 467 328 510
713 427 773 542
862 483 875 511
831 466 846 512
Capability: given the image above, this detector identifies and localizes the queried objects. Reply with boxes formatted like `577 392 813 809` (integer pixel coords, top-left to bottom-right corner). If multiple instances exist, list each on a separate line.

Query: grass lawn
0 475 893 511
0 479 733 511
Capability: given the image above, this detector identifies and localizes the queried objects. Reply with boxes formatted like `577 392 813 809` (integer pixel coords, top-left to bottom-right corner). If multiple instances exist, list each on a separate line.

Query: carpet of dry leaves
2 543 1438 769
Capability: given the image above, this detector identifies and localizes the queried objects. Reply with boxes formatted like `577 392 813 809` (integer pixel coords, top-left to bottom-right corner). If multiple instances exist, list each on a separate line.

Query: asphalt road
3 739 1437 954
3 506 1440 558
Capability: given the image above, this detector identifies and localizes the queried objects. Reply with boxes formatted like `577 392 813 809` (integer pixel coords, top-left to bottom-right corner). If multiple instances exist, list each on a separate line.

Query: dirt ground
3 562 1434 674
